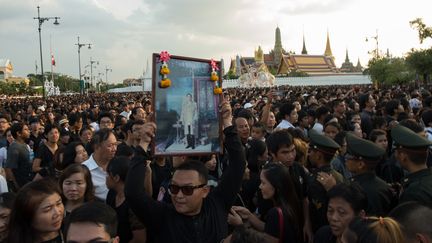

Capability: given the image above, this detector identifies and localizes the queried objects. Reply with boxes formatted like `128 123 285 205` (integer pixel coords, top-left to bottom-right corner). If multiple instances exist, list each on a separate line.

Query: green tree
367 57 414 85
406 48 432 83
27 73 43 86
410 18 432 44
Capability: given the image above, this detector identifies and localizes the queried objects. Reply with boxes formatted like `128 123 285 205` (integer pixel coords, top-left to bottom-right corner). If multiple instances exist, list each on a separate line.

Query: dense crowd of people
0 84 431 243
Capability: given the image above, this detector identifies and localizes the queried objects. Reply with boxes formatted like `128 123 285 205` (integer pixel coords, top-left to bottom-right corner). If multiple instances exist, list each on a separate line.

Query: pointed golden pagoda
301 34 308 55
324 30 334 61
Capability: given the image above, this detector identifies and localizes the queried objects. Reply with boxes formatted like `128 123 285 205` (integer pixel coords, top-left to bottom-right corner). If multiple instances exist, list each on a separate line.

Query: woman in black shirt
231 163 304 243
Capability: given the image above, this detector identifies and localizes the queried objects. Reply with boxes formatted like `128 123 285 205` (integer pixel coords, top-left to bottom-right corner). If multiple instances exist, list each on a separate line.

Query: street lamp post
75 36 92 95
34 6 60 99
89 57 99 92
105 66 112 84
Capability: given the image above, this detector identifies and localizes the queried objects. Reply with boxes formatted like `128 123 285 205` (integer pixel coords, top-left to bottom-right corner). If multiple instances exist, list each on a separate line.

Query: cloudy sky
1 0 431 83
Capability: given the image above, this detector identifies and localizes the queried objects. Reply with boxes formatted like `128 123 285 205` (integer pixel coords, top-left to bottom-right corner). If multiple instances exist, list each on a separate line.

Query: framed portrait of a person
152 53 222 156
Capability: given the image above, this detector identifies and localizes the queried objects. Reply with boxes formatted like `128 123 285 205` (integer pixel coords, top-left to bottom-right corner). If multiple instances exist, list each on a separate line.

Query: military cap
346 132 385 161
391 124 432 149
309 129 340 155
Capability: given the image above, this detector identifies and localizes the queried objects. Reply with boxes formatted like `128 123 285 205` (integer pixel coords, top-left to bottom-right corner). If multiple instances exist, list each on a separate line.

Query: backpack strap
276 207 284 243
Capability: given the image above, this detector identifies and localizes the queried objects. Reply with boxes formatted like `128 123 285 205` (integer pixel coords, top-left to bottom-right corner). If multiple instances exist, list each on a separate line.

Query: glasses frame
168 183 207 196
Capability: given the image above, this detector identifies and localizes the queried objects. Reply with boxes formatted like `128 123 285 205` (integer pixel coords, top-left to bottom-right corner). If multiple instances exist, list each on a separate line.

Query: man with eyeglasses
345 132 396 216
98 112 115 130
391 124 432 206
125 100 246 243
65 201 119 243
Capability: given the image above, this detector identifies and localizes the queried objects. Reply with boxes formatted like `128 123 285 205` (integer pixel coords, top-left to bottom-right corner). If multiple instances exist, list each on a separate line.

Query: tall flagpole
50 35 54 90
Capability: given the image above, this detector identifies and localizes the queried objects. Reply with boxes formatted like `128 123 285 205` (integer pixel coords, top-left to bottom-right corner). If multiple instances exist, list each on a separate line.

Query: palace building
229 27 363 77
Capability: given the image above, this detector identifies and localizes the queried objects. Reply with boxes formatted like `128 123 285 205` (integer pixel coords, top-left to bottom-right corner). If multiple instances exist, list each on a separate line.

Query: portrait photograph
152 54 222 156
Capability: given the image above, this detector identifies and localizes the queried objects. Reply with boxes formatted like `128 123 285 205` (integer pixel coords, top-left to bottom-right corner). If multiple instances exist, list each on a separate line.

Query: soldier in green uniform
391 124 432 206
345 132 397 216
307 129 344 232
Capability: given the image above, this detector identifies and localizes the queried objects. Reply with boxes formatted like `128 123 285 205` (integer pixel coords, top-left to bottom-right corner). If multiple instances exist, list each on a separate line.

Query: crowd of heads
0 84 431 242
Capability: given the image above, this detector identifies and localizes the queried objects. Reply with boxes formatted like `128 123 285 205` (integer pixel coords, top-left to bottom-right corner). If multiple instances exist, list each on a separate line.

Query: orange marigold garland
159 51 171 88
210 59 222 94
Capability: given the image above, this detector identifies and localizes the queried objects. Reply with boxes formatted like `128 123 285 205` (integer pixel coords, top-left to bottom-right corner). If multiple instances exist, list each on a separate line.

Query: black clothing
29 133 42 152
288 162 309 200
314 226 336 243
264 207 300 243
350 172 396 216
107 190 145 243
151 160 173 200
360 110 374 137
35 143 60 177
40 233 63 243
125 126 246 243
307 165 343 232
399 168 432 207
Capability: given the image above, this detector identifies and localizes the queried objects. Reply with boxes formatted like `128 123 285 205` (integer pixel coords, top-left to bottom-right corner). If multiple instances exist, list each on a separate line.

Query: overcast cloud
1 0 431 83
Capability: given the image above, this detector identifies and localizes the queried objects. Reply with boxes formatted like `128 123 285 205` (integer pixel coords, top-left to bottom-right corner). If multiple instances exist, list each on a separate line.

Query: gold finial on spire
324 29 334 61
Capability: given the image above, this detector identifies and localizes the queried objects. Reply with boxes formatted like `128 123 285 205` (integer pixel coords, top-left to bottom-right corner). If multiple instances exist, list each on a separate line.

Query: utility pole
33 6 60 98
89 57 98 91
75 36 92 94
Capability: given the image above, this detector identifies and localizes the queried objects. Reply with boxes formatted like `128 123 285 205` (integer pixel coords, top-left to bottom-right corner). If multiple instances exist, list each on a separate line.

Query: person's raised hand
219 98 232 129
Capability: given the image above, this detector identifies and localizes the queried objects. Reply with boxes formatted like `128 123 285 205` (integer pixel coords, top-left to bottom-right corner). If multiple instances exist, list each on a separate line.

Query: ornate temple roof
277 54 338 76
324 31 334 61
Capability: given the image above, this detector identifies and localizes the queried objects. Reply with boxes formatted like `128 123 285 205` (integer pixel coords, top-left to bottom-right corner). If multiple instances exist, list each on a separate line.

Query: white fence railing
222 75 372 88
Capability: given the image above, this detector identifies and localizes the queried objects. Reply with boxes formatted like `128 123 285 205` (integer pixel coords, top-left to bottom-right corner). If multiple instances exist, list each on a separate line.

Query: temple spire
301 33 308 54
345 49 350 63
273 26 283 67
324 30 334 60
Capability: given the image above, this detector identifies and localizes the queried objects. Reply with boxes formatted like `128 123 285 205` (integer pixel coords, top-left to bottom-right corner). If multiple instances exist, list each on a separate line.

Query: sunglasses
168 184 207 196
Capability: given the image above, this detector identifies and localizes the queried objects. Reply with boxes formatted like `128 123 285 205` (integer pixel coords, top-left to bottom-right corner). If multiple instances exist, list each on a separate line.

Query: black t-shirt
151 161 173 200
264 207 300 243
107 190 145 243
314 225 337 243
40 233 63 243
29 133 42 152
35 143 60 177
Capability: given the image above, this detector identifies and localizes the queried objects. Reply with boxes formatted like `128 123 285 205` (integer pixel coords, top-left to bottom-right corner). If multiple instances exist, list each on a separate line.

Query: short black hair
107 156 131 181
10 122 25 139
266 130 293 155
175 160 208 184
399 119 424 133
43 123 60 136
385 99 401 116
116 144 134 158
68 113 81 126
0 192 16 209
279 103 296 119
65 202 118 239
315 106 330 120
327 183 368 214
389 202 432 241
98 112 114 124
90 128 114 146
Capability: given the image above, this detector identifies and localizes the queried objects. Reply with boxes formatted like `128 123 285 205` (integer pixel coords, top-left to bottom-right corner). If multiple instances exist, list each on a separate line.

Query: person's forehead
172 170 201 184
329 197 352 210
67 222 109 241
278 144 295 151
235 117 248 125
